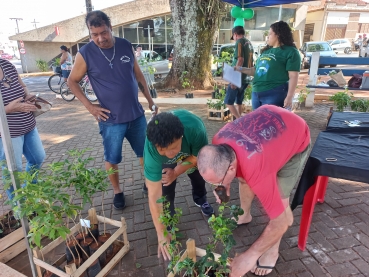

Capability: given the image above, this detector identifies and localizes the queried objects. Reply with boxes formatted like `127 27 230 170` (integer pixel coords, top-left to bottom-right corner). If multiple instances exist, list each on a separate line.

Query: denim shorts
224 83 248 105
61 70 71 78
98 115 147 164
252 83 288 110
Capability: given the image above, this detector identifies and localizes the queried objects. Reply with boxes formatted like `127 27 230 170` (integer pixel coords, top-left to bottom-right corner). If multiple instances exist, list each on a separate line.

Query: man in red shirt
197 105 310 276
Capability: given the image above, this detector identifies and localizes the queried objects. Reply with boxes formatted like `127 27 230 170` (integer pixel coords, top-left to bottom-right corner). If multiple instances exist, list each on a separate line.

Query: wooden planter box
167 238 227 277
32 208 129 277
0 211 27 264
208 107 231 121
0 227 27 263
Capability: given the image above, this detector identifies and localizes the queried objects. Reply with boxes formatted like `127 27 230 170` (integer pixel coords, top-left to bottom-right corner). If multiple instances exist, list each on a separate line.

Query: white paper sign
80 219 91 228
223 63 241 88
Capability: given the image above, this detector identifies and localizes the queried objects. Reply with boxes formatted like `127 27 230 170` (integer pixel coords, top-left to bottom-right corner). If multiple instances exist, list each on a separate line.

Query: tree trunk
159 0 226 90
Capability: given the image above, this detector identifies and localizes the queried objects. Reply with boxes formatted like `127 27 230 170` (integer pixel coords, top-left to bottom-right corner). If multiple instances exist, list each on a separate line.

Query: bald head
197 144 236 178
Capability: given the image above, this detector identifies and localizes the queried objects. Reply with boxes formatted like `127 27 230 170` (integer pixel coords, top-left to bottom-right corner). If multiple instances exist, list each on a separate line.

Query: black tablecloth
327 111 369 132
291 130 369 210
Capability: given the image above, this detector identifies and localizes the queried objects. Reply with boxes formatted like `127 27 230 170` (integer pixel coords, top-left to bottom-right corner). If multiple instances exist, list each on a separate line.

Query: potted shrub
329 89 353 112
297 86 310 108
350 98 369 112
157 196 244 276
180 71 194 98
262 30 269 41
52 58 61 73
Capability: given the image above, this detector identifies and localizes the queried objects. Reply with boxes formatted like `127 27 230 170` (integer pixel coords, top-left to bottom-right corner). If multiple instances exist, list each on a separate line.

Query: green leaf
34 232 41 248
135 263 142 269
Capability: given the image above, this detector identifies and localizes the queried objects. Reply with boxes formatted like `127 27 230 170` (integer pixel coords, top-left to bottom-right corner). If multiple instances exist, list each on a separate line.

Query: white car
137 50 169 77
327 39 352 54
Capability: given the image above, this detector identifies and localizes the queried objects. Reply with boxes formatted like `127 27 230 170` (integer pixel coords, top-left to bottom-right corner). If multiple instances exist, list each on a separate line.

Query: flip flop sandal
256 258 275 270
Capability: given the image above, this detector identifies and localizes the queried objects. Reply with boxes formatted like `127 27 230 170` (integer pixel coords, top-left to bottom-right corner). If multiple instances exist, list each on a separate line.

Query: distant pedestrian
67 10 158 210
235 21 301 111
60 45 73 81
225 26 254 119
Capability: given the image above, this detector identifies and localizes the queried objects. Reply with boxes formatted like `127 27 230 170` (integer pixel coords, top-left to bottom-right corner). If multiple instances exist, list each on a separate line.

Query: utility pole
31 19 39 29
85 0 93 13
9 18 23 34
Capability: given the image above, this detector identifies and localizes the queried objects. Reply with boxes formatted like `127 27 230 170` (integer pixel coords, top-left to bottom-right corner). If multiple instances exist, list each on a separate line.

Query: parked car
138 50 170 77
300 41 337 69
327 39 352 54
1 53 13 60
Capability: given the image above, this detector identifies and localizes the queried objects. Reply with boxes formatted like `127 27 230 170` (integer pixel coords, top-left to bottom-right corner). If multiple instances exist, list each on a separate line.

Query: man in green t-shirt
144 110 214 260
224 26 254 119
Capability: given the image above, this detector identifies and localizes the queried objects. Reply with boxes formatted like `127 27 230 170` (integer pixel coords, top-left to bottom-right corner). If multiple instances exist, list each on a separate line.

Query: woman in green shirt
236 21 301 110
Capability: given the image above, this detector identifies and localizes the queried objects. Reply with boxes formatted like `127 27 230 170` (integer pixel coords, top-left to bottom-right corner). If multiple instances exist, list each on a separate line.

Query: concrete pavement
2 94 369 277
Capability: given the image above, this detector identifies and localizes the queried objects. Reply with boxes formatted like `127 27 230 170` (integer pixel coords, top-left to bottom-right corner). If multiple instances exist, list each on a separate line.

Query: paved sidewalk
4 97 369 277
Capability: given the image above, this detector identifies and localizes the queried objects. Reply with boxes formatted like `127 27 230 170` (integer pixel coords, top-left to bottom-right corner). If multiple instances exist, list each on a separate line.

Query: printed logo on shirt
217 108 286 158
256 53 276 77
120 56 130 63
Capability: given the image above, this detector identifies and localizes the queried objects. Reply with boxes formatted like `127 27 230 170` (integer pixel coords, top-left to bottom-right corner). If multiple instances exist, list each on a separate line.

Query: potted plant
157 196 244 276
297 86 311 108
329 89 353 112
262 30 269 41
350 98 369 112
213 51 232 77
207 87 228 119
52 58 61 73
180 71 194 98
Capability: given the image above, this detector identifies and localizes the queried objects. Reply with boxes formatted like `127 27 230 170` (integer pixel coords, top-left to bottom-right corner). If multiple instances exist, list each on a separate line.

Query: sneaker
195 202 214 217
142 183 148 194
113 192 126 210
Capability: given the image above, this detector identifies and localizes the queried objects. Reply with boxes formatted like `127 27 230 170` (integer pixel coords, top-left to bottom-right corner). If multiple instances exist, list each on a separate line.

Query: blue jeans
224 83 248 105
0 128 45 199
61 70 71 79
252 83 288 110
98 115 147 164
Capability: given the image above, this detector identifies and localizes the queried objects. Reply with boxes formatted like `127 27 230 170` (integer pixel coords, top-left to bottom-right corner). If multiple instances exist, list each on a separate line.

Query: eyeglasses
204 160 231 187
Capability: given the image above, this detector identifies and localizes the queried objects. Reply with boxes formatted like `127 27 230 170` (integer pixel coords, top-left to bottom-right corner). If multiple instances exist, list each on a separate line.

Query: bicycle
60 75 98 102
48 68 63 94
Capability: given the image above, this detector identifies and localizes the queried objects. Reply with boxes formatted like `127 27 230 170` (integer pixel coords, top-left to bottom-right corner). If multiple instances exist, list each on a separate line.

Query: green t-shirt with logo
253 46 301 92
231 37 254 84
144 110 208 182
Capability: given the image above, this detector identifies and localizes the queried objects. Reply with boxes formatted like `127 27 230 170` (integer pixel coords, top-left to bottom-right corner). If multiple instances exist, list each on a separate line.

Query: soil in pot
90 242 106 267
211 92 216 99
217 112 222 118
66 240 79 263
87 259 101 277
80 237 93 261
98 233 113 259
88 224 99 241
207 269 229 277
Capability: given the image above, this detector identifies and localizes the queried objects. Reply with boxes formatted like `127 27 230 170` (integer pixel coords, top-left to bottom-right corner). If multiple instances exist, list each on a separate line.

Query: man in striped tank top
0 58 45 199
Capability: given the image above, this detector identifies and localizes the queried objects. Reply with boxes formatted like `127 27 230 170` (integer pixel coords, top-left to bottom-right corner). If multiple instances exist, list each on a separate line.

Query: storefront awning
222 0 313 7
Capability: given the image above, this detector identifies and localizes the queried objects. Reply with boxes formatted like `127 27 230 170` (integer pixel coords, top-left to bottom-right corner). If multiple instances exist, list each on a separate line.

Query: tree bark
158 0 226 90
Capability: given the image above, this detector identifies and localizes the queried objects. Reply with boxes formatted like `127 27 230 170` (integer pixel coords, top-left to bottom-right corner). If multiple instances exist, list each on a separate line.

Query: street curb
20 72 54 77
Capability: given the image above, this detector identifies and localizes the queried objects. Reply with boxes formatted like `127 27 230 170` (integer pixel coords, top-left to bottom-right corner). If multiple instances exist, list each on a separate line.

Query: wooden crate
167 239 227 277
32 208 129 277
0 212 27 264
208 107 231 121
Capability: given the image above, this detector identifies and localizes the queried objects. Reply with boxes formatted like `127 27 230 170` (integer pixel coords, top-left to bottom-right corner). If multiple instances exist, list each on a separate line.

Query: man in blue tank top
68 11 158 210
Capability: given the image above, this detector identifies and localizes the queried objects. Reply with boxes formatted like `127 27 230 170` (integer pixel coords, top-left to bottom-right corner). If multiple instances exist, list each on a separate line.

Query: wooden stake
186 239 196 262
88 208 98 225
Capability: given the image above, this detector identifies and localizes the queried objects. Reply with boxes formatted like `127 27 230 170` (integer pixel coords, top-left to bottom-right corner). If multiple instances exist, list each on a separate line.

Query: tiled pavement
3 96 369 277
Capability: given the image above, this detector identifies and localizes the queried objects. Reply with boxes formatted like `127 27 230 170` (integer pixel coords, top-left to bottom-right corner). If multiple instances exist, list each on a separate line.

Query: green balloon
231 6 243 18
241 9 254 20
233 18 245 27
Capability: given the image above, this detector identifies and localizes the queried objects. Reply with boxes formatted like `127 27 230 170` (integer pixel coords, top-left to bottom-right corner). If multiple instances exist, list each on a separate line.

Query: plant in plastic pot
329 89 353 112
158 195 244 276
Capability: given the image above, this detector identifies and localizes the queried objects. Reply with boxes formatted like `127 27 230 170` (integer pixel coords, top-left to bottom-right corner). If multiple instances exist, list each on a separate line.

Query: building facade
10 0 308 72
305 0 369 42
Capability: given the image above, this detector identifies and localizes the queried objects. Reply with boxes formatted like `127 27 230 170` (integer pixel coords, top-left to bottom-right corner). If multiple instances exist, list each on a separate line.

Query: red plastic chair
298 176 329 250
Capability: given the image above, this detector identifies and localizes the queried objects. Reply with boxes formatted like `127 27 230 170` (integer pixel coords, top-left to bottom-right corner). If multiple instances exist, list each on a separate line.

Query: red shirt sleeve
250 173 285 220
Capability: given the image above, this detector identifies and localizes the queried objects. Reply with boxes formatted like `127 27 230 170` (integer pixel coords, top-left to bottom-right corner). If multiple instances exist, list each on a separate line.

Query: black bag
348 74 362 88
327 79 339 87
